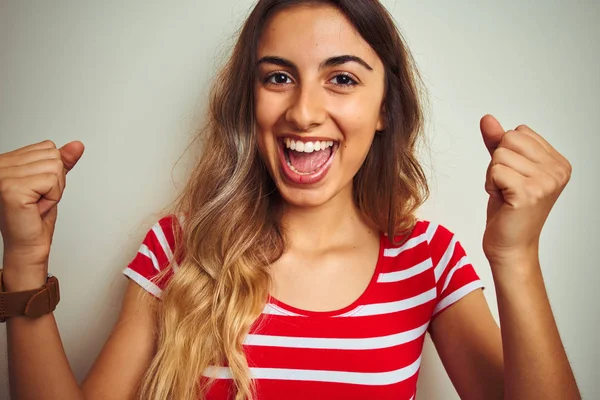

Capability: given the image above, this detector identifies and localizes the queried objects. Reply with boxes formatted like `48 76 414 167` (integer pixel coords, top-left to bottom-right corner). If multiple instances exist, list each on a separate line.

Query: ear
376 104 386 132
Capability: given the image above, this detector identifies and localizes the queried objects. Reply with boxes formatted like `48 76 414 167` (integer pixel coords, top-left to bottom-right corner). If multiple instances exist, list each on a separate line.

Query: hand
0 140 84 288
480 115 571 266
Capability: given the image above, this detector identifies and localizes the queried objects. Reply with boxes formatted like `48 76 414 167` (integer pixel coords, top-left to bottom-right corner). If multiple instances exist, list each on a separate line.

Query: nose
285 83 326 131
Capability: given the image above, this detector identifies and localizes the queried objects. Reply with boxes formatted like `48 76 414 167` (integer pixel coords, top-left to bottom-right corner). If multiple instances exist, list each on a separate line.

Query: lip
277 138 338 185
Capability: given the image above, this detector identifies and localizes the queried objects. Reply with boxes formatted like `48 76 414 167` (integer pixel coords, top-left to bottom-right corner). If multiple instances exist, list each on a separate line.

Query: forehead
257 5 382 70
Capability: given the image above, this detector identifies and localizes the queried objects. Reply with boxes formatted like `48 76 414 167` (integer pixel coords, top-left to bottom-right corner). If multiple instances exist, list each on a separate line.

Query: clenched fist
480 115 572 266
0 140 84 290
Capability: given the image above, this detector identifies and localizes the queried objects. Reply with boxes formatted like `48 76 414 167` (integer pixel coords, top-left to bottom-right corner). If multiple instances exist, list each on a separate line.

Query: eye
329 73 358 87
264 72 293 86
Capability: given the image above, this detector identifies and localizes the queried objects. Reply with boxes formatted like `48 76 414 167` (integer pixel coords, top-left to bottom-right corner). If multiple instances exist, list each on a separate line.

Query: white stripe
383 233 427 258
338 288 437 317
441 256 470 293
139 244 160 272
245 322 429 350
204 355 422 386
434 236 457 282
383 222 438 258
433 281 484 315
424 222 438 244
261 303 305 317
123 267 163 298
377 258 433 283
152 223 178 270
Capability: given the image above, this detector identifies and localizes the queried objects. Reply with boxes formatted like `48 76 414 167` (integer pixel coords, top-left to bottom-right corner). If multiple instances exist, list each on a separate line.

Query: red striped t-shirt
123 215 484 399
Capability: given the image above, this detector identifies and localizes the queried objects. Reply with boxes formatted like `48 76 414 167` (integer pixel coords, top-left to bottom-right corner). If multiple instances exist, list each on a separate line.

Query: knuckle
558 168 570 185
500 131 519 147
42 173 61 193
48 148 62 160
490 163 503 175
46 172 59 184
492 147 509 161
564 161 573 180
543 176 559 193
551 162 571 185
51 158 64 174
42 140 57 149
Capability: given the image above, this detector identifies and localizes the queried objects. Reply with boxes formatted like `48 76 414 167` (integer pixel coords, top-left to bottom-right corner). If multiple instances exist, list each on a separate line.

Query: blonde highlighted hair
138 1 429 399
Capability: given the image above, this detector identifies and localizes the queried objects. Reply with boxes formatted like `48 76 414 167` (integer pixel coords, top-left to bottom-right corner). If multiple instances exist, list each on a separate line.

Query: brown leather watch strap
0 269 60 322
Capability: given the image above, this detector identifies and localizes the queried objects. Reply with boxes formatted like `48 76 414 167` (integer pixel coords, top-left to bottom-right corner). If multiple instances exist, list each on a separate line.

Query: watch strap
0 269 60 322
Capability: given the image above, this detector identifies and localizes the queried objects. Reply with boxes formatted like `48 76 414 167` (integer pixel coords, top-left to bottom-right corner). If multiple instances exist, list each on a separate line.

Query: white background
1 1 598 399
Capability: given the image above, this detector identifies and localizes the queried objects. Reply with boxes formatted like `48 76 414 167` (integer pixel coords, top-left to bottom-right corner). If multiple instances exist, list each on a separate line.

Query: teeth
283 138 335 153
288 162 311 175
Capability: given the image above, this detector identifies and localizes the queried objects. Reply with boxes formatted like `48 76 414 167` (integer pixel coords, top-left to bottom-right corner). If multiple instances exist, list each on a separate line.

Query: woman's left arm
430 258 580 400
430 115 581 400
493 251 580 400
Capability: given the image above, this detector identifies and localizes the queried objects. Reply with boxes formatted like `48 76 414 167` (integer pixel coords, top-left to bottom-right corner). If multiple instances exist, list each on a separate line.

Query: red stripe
245 338 424 373
254 303 433 338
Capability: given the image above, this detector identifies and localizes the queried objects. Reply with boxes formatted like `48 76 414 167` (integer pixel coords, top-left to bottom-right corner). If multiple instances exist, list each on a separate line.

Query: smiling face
255 4 386 209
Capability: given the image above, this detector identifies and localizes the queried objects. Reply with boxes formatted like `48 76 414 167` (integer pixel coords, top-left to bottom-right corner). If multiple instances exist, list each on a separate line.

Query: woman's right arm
7 281 156 400
1 141 156 400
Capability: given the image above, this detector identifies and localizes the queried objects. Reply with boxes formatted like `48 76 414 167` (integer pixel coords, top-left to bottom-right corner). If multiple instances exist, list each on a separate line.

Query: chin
276 182 341 209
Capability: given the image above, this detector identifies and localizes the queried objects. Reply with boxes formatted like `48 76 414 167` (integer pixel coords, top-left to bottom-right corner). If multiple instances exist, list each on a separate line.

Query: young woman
1 1 580 399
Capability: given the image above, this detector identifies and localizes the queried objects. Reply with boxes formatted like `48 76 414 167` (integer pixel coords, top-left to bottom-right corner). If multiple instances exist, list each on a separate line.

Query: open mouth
278 137 339 185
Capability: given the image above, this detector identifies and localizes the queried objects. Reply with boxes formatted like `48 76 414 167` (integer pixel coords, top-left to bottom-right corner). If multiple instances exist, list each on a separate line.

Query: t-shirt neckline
267 232 385 318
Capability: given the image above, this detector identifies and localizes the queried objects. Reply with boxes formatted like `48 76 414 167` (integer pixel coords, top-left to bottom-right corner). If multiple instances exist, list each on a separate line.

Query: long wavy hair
137 0 429 399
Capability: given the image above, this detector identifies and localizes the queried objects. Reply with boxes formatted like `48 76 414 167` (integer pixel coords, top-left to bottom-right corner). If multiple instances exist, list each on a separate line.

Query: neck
280 185 376 251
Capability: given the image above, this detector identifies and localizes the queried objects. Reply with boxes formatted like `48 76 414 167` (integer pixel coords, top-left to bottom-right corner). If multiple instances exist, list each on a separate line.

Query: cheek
331 97 380 143
328 97 380 171
254 89 282 168
255 92 273 146
332 85 383 129
255 89 282 131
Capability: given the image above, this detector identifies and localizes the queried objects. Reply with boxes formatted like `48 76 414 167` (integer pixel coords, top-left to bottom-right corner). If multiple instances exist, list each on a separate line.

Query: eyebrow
257 55 373 71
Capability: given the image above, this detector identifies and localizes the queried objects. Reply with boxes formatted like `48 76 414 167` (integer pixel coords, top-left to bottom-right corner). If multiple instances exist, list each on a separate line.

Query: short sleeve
427 222 485 318
122 215 180 299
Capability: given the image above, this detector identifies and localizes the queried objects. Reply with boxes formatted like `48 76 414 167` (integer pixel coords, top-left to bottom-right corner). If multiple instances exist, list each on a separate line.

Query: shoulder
387 219 458 251
139 214 183 265
122 214 184 298
385 219 479 288
415 219 464 250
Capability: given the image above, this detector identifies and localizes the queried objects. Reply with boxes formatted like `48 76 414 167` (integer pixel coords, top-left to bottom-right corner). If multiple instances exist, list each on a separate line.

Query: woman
0 0 580 399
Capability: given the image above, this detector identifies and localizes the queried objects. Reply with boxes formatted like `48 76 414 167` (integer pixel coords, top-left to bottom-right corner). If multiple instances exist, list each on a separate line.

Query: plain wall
1 1 598 398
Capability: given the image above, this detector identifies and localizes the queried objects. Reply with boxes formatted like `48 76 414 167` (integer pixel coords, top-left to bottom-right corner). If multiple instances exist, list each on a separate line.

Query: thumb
59 141 85 172
480 114 506 157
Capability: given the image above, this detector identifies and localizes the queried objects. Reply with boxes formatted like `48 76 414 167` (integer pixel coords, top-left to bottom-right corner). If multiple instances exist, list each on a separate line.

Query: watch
0 269 60 322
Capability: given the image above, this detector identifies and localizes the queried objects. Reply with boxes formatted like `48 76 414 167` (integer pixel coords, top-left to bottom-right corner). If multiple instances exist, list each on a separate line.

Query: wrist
486 244 539 269
3 245 50 268
1 267 48 292
0 249 48 292
490 253 543 289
